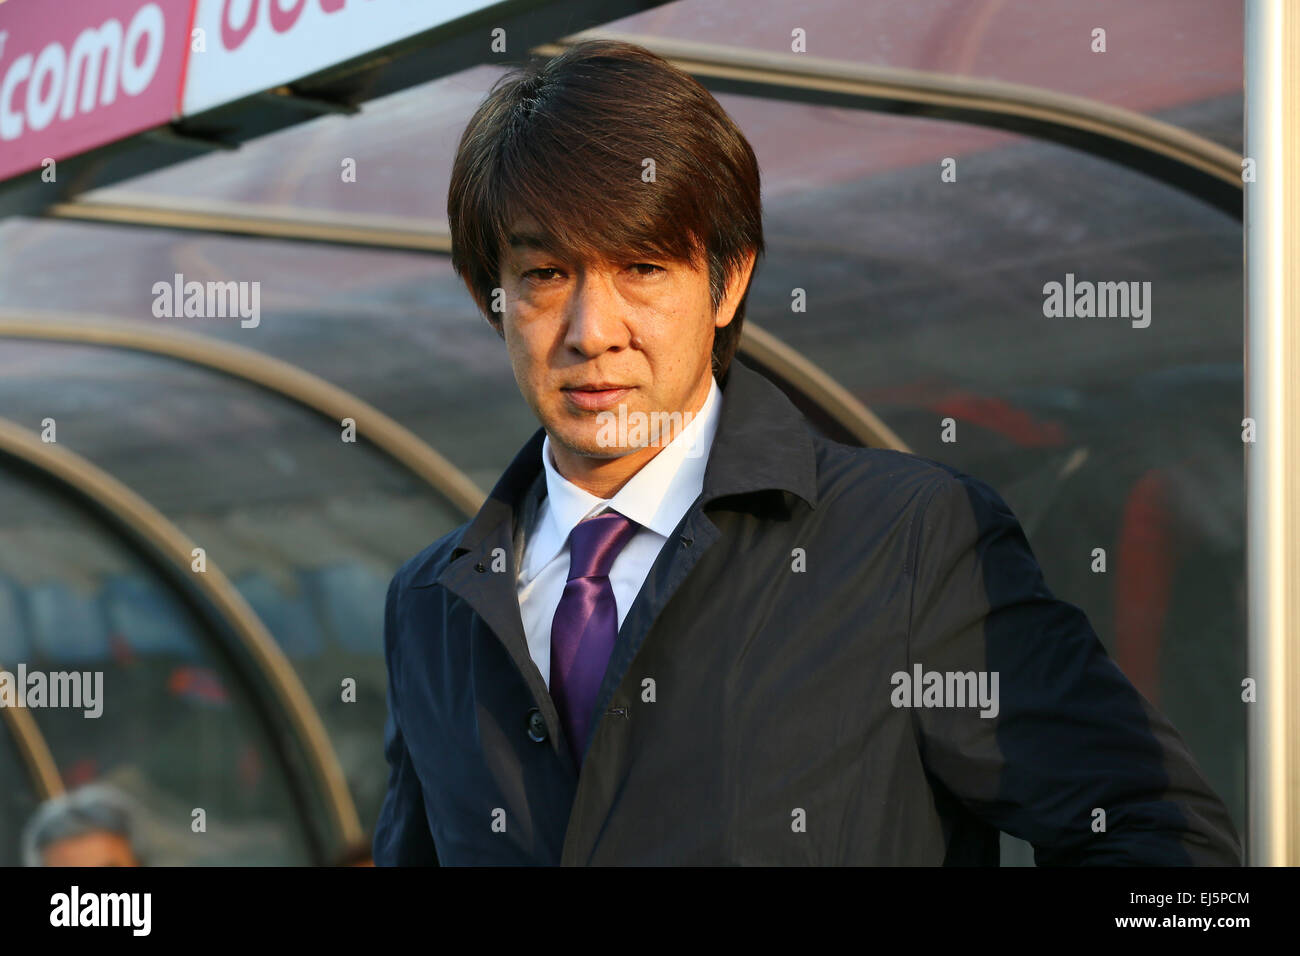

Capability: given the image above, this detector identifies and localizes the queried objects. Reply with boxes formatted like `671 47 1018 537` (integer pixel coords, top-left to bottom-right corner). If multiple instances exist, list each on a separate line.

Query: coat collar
412 354 818 587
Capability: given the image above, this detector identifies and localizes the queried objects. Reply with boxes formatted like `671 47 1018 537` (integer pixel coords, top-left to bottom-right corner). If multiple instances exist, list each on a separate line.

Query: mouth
562 383 634 411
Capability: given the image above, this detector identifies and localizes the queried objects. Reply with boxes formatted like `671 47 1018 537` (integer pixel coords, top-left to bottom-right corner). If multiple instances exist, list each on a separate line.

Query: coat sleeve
905 469 1242 865
372 575 441 866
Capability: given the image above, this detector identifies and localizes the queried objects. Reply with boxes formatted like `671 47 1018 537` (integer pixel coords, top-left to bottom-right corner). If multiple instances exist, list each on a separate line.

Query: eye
629 263 665 277
523 267 564 282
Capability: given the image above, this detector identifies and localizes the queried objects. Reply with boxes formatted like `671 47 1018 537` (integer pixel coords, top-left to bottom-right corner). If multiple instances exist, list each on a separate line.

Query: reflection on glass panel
0 343 466 837
0 466 310 865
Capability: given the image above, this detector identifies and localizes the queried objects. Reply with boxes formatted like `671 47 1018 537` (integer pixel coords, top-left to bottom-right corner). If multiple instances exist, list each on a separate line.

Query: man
374 39 1240 865
23 784 143 867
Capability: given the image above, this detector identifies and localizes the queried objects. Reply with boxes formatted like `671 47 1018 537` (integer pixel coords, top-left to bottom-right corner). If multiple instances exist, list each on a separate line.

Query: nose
564 269 632 357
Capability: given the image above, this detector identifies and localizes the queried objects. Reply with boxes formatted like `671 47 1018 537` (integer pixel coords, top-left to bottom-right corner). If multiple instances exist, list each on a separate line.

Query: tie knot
567 510 639 581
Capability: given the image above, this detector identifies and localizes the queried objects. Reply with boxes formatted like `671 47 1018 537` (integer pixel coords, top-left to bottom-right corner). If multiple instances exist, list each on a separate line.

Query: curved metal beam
0 680 65 799
533 31 1245 217
0 311 486 516
0 417 362 848
45 192 452 254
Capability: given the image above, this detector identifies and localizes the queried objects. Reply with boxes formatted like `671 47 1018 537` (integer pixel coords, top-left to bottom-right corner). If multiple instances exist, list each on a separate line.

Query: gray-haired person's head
21 784 141 867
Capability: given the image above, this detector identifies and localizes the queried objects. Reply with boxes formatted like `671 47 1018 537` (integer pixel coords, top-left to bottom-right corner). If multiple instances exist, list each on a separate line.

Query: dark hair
447 39 764 380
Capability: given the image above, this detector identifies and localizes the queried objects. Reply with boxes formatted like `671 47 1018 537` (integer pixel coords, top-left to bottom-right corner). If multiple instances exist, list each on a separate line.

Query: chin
549 425 638 459
563 435 634 459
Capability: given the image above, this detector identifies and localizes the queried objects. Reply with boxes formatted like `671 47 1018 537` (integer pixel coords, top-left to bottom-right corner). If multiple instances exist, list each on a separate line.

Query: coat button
526 708 548 743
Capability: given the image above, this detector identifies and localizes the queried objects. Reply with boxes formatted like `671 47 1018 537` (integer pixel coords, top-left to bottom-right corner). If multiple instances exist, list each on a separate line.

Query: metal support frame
1244 0 1300 867
45 193 451 253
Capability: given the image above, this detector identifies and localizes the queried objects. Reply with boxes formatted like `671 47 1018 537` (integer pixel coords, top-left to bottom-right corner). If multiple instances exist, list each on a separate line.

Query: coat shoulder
806 435 1027 564
389 520 472 594
810 433 971 515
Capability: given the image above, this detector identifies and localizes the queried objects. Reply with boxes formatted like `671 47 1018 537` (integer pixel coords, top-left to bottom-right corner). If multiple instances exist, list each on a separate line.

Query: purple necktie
550 509 640 769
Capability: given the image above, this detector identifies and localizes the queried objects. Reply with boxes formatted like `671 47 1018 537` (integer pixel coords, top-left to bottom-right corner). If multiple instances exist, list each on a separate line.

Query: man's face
497 219 753 475
41 831 139 866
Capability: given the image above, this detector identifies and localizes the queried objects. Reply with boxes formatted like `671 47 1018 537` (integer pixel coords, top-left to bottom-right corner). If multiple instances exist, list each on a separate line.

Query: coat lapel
432 429 579 773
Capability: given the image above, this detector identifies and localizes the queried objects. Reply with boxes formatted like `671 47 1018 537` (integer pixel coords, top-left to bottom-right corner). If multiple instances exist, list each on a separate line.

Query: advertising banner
0 0 195 180
181 0 487 115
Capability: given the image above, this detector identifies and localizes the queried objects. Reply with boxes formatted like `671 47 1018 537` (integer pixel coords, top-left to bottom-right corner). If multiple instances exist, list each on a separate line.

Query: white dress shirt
517 375 723 689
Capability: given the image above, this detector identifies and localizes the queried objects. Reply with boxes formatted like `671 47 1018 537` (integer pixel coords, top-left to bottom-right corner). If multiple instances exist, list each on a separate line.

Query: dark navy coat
373 356 1241 865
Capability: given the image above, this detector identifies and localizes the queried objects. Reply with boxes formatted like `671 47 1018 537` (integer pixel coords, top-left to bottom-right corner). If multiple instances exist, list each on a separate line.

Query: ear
715 248 758 329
